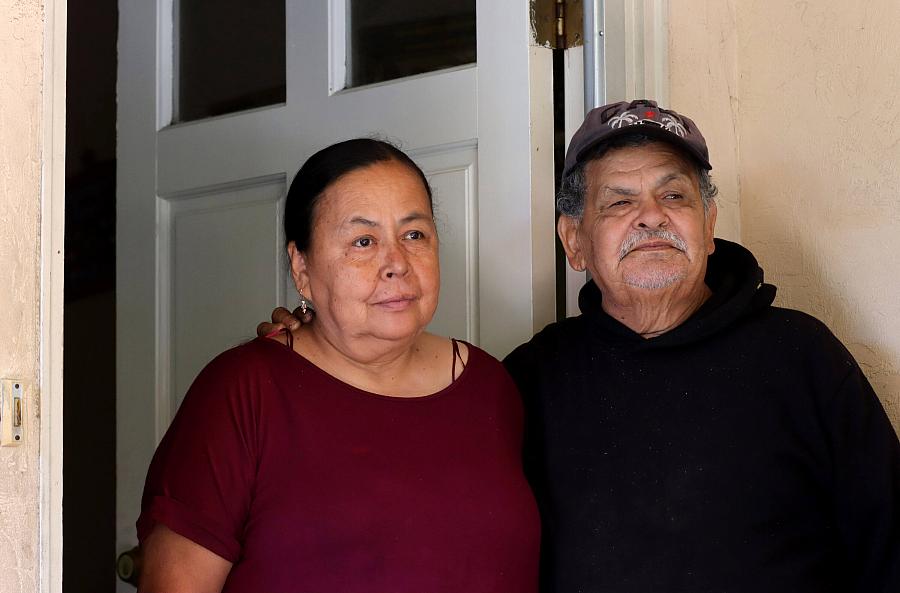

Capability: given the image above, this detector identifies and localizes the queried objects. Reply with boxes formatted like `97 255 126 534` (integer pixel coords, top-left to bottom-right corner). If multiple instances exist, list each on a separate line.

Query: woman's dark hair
284 138 433 252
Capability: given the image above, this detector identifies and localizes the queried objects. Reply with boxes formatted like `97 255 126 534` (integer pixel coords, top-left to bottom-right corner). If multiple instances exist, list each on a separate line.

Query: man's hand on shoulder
256 306 311 338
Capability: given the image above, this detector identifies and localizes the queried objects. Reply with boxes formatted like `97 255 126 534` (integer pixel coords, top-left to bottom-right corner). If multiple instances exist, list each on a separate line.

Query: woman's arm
139 524 233 593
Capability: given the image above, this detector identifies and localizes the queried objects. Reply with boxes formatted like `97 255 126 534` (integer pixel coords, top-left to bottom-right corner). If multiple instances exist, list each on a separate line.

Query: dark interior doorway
64 0 117 590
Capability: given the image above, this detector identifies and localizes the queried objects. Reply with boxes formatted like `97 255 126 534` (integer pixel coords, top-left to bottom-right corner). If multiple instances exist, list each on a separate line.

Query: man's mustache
618 229 688 261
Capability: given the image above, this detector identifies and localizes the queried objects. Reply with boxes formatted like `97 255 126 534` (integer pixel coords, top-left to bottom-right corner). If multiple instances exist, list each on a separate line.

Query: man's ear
705 202 718 255
557 215 587 272
287 241 312 297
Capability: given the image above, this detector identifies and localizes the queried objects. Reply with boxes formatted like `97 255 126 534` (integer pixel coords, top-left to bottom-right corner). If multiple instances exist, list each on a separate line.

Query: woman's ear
287 241 311 297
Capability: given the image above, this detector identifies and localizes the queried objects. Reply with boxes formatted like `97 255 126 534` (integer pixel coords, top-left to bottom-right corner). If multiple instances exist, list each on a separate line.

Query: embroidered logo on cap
608 110 687 138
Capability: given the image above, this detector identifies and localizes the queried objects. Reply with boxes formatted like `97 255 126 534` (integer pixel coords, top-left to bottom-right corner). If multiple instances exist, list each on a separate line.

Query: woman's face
289 159 440 351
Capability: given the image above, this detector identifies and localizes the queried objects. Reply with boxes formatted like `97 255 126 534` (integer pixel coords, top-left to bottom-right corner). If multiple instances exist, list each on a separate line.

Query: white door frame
477 1 557 347
40 0 66 591
585 0 670 108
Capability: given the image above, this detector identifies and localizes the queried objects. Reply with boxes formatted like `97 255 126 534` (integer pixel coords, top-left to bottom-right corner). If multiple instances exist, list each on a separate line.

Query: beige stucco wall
0 0 45 591
670 0 900 430
669 1 741 243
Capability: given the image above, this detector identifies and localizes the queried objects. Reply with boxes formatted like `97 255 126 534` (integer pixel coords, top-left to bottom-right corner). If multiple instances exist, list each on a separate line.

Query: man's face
558 142 717 299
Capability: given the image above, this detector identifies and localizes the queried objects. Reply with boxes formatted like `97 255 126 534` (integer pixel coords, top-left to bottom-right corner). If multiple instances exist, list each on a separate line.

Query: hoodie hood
577 238 777 350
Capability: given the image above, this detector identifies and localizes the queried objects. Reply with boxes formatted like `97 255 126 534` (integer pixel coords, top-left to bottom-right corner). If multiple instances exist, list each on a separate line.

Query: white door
116 0 556 584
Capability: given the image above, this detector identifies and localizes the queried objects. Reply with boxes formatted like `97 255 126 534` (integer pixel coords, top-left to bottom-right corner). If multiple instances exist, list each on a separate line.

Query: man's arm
503 339 546 498
828 366 900 592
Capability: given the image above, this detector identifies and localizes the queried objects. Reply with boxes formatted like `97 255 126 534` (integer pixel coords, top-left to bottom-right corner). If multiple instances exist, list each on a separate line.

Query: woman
137 139 540 593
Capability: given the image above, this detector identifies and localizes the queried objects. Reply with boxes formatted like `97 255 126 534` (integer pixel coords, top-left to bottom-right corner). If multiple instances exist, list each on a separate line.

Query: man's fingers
259 306 305 338
271 306 294 324
270 307 301 330
257 321 284 338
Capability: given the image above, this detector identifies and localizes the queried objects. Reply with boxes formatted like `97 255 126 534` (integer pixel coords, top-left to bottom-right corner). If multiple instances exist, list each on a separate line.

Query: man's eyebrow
604 185 639 196
654 172 690 187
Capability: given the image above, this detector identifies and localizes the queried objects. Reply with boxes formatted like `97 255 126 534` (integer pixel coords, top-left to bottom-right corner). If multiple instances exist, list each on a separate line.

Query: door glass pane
176 0 285 123
348 0 476 88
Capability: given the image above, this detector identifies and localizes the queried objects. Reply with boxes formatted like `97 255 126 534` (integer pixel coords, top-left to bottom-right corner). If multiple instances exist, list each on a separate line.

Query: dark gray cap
563 99 711 179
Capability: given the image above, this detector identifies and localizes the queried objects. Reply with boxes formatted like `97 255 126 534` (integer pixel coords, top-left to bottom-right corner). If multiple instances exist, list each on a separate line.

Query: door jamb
40 0 67 590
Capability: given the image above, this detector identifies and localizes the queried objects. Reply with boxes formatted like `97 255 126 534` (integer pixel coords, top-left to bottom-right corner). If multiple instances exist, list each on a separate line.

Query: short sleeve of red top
137 338 539 593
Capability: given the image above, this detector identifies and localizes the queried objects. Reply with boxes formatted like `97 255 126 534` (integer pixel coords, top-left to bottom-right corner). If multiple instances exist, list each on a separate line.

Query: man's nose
381 241 410 279
634 198 668 229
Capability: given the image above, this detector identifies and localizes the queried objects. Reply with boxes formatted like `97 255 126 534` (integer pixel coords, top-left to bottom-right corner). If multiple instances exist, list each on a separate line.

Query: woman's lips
373 295 417 310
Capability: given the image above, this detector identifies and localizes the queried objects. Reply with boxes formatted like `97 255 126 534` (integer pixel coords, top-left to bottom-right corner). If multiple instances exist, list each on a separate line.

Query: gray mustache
618 229 688 261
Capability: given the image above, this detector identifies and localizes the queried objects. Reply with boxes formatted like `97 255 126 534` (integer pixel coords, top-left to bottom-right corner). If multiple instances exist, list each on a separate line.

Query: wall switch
1 379 24 446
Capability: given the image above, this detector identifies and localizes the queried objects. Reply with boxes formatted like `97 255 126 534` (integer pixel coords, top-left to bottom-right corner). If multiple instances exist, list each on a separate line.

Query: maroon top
137 338 540 593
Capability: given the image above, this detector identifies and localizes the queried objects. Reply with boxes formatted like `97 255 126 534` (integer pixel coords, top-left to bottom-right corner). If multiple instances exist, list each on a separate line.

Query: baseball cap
562 99 711 179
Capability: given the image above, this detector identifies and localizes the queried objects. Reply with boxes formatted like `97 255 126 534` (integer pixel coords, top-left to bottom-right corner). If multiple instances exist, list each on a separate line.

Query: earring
298 293 313 316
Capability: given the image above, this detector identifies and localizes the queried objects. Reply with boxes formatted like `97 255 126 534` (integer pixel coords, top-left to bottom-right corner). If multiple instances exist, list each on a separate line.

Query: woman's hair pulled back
284 138 433 252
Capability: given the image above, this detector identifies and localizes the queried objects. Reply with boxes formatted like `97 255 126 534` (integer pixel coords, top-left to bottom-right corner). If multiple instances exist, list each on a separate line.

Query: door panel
163 177 287 412
415 141 479 342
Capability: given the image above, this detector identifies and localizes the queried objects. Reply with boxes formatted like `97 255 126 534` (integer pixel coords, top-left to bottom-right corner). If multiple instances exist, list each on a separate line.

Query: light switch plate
1 379 24 446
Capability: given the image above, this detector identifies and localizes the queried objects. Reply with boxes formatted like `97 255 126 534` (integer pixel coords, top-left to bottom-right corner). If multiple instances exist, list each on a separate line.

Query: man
505 99 900 592
263 99 900 592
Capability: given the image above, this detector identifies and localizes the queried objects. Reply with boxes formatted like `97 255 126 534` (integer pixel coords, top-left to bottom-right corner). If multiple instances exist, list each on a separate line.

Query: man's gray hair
556 134 718 218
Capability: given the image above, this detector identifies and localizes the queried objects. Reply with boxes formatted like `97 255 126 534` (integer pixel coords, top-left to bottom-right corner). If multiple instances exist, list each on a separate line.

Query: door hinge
533 0 583 49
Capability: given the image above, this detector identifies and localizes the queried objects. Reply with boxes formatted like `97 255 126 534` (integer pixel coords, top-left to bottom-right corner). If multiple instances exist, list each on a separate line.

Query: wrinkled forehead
584 142 700 191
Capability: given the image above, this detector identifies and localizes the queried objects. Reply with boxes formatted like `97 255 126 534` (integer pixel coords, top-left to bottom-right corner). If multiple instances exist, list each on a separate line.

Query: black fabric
505 238 900 593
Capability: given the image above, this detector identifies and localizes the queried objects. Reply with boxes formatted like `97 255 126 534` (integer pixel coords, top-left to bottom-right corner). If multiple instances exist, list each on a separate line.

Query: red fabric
137 338 540 593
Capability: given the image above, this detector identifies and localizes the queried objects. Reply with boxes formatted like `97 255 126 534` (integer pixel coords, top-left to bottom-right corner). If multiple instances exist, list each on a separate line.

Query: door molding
40 0 67 591
584 0 670 107
477 2 556 354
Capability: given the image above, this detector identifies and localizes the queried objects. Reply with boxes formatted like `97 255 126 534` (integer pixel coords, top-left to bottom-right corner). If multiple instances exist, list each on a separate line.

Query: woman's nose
381 242 410 279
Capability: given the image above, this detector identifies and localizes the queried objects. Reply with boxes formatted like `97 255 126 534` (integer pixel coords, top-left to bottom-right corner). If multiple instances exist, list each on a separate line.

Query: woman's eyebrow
347 211 431 227
348 216 377 227
400 211 432 224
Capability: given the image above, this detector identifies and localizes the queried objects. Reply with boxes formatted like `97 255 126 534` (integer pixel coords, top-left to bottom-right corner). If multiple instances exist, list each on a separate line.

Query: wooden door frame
41 0 67 591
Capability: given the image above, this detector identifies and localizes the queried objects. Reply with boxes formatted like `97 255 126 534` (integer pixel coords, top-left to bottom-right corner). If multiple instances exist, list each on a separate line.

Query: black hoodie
504 239 900 593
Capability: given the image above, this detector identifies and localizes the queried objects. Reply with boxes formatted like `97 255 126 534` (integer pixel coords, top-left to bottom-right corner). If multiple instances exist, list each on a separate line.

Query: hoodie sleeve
503 338 542 482
825 364 900 593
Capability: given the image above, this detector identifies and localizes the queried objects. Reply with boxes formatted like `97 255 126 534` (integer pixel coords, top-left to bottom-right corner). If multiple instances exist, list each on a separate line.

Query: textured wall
669 0 741 242
0 0 44 592
736 1 900 427
669 1 900 430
